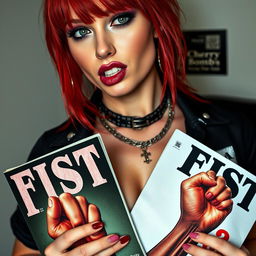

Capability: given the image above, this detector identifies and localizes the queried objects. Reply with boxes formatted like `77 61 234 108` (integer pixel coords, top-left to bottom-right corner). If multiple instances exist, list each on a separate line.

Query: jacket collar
49 91 230 148
177 91 230 143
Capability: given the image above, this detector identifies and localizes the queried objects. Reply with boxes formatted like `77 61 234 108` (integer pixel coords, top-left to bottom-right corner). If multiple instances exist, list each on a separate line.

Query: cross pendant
141 147 152 164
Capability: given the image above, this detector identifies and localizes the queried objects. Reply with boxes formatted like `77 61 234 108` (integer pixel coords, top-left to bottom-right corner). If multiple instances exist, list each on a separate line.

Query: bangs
53 0 140 31
44 0 192 128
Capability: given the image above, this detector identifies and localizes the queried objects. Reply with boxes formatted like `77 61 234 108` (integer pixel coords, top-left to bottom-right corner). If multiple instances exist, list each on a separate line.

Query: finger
205 176 227 200
95 235 131 256
215 199 233 212
76 195 88 222
88 204 106 241
182 243 220 256
207 170 217 180
187 232 244 256
182 171 217 189
47 196 71 239
59 193 85 227
210 187 232 206
44 221 104 255
66 234 123 256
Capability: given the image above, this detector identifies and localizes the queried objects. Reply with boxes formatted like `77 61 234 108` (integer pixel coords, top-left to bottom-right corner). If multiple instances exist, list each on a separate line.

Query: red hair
43 0 194 130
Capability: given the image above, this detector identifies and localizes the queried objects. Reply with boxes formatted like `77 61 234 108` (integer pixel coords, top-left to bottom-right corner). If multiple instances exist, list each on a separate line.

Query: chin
100 82 137 99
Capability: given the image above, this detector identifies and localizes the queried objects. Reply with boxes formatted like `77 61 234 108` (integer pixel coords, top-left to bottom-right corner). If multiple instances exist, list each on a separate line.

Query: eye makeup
67 26 91 41
66 10 136 41
110 10 136 27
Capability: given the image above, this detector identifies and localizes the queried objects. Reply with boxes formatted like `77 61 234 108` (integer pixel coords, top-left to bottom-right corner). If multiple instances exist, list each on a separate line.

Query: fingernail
206 192 214 200
189 232 199 239
182 243 191 251
92 222 103 229
208 174 215 180
216 205 224 210
48 198 53 208
211 199 220 206
108 234 120 243
120 235 131 244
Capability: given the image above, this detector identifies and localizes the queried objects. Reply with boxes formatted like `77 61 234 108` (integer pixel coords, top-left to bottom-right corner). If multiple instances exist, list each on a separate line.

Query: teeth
104 67 121 77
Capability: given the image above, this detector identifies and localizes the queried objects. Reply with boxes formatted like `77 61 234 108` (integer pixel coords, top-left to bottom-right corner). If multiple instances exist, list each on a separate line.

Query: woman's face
66 8 158 99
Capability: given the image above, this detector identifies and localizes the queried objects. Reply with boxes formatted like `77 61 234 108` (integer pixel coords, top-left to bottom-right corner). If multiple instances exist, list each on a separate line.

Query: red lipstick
98 61 127 86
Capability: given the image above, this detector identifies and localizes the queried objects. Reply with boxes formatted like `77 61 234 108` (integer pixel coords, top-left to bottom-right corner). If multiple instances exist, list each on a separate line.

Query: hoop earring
157 48 163 72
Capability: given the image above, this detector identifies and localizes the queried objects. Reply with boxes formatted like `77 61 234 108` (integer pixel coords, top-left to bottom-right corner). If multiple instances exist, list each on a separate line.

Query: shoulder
27 119 93 161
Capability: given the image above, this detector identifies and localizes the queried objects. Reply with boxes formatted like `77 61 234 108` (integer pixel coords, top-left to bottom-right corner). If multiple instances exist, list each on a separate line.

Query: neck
101 68 163 117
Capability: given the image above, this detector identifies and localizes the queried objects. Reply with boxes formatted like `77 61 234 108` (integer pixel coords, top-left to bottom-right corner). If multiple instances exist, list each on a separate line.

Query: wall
179 0 256 100
0 1 66 255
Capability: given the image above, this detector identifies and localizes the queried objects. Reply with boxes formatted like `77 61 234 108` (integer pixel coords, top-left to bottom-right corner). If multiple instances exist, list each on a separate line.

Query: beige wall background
0 1 255 255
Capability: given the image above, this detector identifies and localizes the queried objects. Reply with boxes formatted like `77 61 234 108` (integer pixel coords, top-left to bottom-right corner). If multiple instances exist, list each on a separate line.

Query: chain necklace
99 98 175 164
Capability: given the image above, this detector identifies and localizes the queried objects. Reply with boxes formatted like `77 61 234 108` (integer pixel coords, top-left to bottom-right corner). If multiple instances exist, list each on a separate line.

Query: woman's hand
45 193 130 255
182 232 251 256
44 222 130 256
149 171 234 256
180 170 233 233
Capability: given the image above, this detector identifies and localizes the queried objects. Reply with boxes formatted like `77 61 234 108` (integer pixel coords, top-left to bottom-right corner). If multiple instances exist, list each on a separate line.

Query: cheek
71 51 88 69
121 27 155 66
68 43 99 86
68 42 92 72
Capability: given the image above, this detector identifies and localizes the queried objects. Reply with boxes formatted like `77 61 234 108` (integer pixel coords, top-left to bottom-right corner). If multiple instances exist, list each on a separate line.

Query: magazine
131 129 256 255
4 134 146 256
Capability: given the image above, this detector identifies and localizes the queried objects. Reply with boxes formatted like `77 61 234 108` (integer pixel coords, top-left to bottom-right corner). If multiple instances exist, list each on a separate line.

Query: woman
11 0 256 255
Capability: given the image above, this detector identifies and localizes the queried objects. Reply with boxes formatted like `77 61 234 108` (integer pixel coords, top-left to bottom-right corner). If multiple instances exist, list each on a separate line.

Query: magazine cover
131 129 256 255
4 134 146 256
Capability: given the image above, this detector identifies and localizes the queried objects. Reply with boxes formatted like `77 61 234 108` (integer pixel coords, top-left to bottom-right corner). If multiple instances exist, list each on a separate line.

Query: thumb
47 196 63 238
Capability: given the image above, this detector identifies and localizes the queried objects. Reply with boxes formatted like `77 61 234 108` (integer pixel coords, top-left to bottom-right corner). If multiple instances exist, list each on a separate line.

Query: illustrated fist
47 193 106 247
180 171 233 233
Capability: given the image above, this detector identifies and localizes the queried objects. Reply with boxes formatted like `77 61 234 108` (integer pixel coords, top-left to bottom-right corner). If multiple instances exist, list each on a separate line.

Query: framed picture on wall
183 30 227 75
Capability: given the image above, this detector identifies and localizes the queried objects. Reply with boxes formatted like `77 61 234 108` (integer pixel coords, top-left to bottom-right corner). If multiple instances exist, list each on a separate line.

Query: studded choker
99 97 175 164
98 95 168 129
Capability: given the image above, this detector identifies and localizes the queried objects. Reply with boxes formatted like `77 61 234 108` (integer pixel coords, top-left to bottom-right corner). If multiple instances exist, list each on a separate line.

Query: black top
10 91 256 250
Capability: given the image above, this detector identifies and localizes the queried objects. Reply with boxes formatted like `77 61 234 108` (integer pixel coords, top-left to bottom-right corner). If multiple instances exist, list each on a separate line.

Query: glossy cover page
5 134 145 256
132 129 256 255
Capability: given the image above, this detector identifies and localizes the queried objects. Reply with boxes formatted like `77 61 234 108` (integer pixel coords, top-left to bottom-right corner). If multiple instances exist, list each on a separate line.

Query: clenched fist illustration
180 170 233 233
47 193 106 247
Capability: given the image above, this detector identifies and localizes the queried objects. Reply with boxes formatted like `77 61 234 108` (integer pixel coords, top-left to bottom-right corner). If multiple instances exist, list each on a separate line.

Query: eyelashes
110 11 136 27
67 26 91 41
67 11 136 41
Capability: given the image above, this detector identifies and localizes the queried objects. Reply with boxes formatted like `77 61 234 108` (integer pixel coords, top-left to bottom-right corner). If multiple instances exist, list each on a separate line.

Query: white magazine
131 129 256 253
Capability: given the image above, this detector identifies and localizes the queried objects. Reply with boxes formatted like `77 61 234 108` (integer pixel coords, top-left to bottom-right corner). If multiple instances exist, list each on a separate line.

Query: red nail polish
206 192 214 200
189 232 199 239
211 199 220 206
92 222 103 229
216 205 224 210
182 243 191 251
108 234 119 243
120 235 131 244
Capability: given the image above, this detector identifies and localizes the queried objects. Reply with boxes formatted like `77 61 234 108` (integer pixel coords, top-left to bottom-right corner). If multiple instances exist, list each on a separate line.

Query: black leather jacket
10 91 256 249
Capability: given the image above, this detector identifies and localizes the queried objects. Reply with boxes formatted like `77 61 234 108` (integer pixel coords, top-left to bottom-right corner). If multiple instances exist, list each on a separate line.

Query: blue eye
111 11 136 27
67 27 91 40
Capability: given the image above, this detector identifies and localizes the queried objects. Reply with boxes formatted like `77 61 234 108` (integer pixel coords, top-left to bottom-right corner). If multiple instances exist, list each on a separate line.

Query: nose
95 33 116 60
